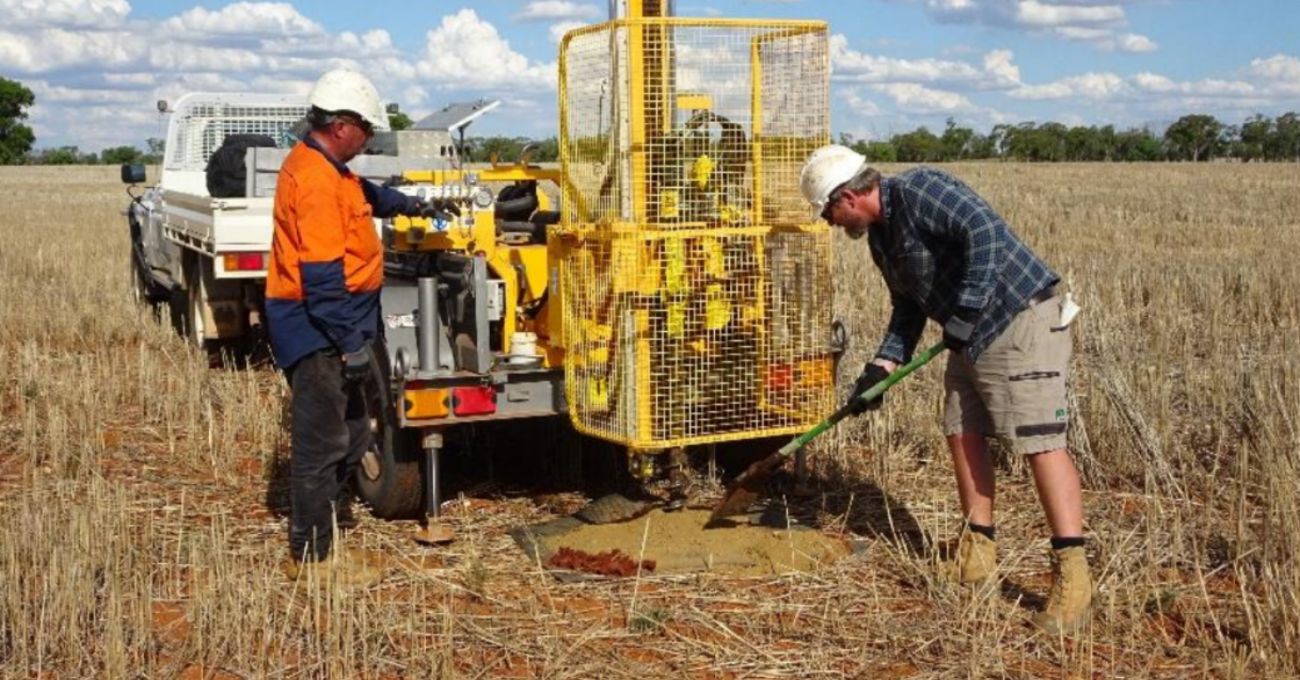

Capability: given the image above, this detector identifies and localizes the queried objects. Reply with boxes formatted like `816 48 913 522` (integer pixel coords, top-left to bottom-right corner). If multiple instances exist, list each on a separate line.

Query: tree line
459 113 1300 165
4 76 1300 166
845 114 1300 163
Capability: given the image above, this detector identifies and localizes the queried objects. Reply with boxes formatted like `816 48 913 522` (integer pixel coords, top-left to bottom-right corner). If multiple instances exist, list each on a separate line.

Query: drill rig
361 0 836 533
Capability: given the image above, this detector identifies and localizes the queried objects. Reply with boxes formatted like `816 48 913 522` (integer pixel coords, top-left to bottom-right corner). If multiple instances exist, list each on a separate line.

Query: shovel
706 341 947 527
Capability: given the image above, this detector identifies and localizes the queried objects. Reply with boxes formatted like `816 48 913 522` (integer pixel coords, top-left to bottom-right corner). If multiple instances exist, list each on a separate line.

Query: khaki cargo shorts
942 295 1072 455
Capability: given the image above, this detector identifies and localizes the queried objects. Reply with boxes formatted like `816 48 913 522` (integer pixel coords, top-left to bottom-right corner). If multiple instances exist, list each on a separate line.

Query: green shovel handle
775 341 947 458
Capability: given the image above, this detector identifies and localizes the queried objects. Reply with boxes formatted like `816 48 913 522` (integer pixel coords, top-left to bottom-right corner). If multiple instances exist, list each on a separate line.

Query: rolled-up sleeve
875 292 926 364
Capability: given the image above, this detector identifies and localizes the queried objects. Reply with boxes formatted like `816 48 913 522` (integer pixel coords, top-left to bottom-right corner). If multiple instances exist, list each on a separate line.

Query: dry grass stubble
1 163 1298 677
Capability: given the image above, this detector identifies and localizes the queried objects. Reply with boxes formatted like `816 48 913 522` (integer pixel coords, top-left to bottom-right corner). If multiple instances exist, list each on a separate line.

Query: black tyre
167 283 190 338
354 346 424 519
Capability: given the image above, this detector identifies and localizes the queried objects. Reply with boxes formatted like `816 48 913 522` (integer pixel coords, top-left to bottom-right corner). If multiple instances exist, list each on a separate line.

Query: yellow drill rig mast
361 0 835 533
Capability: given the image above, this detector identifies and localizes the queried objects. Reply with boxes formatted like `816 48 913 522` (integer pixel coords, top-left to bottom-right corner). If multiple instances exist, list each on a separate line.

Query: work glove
942 307 980 352
342 346 372 387
846 363 890 415
406 196 461 220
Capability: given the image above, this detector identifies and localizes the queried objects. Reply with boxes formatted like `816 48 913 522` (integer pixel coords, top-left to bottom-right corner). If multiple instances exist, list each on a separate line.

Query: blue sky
3 0 1298 151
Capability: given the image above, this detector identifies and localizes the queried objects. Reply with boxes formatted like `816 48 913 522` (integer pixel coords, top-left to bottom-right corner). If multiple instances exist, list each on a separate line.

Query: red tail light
451 386 497 416
223 252 266 271
764 364 793 392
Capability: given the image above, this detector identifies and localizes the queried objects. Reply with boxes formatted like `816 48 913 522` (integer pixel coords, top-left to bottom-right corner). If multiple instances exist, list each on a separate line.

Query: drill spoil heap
557 16 834 449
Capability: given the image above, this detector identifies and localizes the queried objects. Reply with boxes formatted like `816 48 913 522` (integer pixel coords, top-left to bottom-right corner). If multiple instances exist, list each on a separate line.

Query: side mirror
121 163 146 184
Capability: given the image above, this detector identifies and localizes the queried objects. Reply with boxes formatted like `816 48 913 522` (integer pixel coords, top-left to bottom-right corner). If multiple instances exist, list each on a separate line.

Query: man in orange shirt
266 69 448 583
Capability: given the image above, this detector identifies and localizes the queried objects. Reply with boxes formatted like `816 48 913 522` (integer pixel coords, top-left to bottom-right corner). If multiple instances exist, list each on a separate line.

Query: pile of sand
526 509 848 577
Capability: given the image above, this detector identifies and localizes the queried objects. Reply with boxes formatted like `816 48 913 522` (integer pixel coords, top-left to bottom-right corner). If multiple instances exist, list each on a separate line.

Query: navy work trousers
286 349 370 561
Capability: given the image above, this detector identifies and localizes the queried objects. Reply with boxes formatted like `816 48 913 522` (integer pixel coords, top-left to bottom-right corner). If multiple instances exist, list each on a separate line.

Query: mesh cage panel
559 19 834 448
164 94 309 172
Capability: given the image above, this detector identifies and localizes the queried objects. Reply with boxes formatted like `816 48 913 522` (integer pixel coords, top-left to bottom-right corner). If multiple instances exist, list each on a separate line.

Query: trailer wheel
354 350 424 519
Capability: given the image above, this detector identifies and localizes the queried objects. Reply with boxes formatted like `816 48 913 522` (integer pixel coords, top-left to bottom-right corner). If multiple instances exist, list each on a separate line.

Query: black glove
411 197 461 220
942 307 979 352
342 346 372 387
846 363 890 415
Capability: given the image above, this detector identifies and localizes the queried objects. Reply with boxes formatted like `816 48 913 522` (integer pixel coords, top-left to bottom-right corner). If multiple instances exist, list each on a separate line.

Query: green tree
892 127 942 162
1114 127 1163 161
34 146 99 164
1164 114 1223 161
965 133 995 159
0 77 36 165
388 111 413 131
528 137 559 162
1271 112 1300 162
864 140 896 163
38 146 83 164
988 124 1013 158
1065 126 1104 161
1096 125 1117 161
142 137 165 164
1239 114 1271 161
939 118 974 160
101 145 142 164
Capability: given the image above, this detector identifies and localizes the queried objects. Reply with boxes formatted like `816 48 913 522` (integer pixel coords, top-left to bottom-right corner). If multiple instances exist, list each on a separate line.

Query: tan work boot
282 548 387 588
938 531 997 585
1033 545 1092 635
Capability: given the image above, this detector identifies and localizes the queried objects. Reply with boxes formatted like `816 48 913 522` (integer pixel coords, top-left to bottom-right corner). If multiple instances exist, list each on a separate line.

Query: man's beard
844 223 867 240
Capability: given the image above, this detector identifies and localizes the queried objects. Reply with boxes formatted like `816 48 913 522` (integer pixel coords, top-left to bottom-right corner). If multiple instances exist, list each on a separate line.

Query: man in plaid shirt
801 145 1091 635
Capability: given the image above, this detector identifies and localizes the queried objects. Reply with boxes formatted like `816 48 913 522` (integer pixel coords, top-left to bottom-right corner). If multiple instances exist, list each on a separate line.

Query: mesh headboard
163 93 309 173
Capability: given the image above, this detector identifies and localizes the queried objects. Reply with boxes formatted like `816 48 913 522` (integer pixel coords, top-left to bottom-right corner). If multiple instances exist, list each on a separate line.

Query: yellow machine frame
555 13 835 449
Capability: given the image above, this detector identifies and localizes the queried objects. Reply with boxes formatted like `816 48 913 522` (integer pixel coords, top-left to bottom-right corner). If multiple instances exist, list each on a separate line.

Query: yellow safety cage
556 17 835 449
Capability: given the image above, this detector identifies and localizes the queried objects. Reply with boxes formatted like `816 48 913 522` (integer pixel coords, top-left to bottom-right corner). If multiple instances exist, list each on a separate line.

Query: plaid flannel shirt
867 167 1059 363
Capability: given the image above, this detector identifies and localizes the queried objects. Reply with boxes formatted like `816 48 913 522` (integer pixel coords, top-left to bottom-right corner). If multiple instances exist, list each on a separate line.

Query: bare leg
947 432 996 526
1027 449 1084 537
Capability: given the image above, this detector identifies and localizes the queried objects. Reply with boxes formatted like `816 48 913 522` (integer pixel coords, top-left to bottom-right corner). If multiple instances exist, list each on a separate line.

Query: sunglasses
338 114 374 138
821 185 848 222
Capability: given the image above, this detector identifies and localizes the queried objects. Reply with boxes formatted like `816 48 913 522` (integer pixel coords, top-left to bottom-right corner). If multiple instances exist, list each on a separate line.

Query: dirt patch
548 547 655 576
530 509 848 577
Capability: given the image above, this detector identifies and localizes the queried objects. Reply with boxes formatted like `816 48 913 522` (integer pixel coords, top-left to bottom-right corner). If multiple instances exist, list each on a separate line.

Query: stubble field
1 162 1298 678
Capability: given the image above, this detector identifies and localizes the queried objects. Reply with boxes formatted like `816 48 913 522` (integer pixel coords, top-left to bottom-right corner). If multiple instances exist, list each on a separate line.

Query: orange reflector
223 252 266 271
795 359 833 388
404 387 450 419
451 386 496 416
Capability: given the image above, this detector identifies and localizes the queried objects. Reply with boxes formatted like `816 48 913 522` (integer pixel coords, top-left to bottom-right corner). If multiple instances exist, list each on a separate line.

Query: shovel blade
705 451 788 527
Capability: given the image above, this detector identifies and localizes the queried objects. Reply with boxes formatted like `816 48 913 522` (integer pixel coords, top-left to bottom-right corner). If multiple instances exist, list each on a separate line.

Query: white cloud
549 20 585 44
416 9 556 91
1116 33 1157 53
1014 0 1123 28
831 34 1020 88
1130 72 1255 98
982 49 1021 85
873 82 975 113
27 80 139 104
0 28 143 72
0 0 129 29
1010 72 1128 99
1249 54 1300 84
147 43 266 73
922 0 1157 53
841 88 882 116
516 1 600 22
162 2 324 37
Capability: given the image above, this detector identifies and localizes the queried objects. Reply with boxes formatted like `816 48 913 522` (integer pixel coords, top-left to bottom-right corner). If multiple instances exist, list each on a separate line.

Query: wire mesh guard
165 94 308 172
558 19 834 448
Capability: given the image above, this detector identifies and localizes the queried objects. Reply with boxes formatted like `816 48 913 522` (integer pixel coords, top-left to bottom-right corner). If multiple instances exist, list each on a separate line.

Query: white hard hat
799 144 867 217
308 68 390 132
